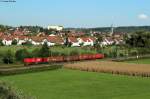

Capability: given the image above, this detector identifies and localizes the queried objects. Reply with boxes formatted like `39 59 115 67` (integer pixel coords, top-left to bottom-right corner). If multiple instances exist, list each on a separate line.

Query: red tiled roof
1 36 13 41
30 36 46 42
68 37 78 43
47 36 64 44
89 37 96 42
18 36 28 40
0 32 4 37
12 30 24 36
81 37 91 42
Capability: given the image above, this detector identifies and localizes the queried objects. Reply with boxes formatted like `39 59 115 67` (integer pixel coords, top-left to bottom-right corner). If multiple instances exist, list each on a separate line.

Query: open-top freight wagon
24 54 104 66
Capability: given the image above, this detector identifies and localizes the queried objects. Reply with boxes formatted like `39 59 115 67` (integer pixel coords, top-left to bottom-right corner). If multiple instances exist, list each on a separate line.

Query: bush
31 48 40 57
70 49 79 56
50 51 61 56
22 41 32 46
0 65 63 75
0 82 19 99
0 39 4 46
0 81 35 99
129 50 138 56
2 50 14 64
38 42 50 57
12 39 18 45
137 48 150 55
15 49 31 61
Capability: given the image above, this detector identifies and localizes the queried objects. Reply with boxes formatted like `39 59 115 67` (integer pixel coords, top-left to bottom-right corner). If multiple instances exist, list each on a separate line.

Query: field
65 60 150 77
1 69 150 99
1 57 150 99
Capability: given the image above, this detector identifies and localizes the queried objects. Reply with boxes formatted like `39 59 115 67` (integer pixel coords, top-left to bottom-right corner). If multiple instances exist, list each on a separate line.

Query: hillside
65 26 150 33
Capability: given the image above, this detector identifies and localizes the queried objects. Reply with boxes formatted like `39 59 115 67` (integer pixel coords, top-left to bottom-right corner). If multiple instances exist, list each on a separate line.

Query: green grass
1 69 150 99
126 58 150 64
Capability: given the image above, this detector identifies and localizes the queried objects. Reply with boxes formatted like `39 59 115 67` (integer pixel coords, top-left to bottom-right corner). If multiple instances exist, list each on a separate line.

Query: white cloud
138 14 149 20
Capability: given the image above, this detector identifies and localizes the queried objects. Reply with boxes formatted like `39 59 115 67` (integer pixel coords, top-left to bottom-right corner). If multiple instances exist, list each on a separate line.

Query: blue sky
0 0 150 27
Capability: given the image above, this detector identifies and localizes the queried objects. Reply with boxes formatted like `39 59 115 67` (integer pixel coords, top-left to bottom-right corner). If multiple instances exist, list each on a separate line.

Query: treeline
0 43 97 64
2 24 150 34
66 26 150 33
0 24 52 35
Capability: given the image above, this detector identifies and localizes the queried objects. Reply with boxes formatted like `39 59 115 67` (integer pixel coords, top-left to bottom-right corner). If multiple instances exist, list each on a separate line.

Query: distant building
47 25 63 31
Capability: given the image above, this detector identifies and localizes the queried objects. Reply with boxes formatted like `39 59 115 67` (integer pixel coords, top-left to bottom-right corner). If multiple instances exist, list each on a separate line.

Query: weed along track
64 61 150 77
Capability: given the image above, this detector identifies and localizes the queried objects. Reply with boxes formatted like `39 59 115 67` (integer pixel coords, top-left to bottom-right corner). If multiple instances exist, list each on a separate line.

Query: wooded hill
65 26 150 33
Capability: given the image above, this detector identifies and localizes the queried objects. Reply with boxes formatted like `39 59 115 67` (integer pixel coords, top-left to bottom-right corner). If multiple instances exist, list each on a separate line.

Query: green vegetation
126 58 150 64
12 39 18 45
2 50 14 64
38 42 50 57
125 31 150 48
0 45 97 64
0 81 33 99
0 65 62 75
15 49 31 61
1 69 150 99
68 26 150 33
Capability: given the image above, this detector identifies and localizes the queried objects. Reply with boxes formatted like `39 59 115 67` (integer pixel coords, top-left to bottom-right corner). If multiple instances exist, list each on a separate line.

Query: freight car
24 54 104 66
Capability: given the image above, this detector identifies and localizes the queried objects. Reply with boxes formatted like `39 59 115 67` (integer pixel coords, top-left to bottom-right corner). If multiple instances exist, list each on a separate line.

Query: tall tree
94 34 103 49
38 42 50 57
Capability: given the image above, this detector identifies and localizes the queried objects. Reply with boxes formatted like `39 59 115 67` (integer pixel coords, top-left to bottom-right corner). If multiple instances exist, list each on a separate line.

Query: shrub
22 41 32 46
2 50 14 64
0 65 63 75
70 49 79 56
0 81 35 99
12 39 18 45
0 39 4 46
38 42 50 57
15 49 31 61
31 48 40 57
51 51 61 56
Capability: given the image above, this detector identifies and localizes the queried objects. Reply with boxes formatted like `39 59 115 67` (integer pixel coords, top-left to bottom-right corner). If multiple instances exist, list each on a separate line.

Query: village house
2 36 13 46
29 36 46 45
78 37 96 46
46 35 64 46
12 29 24 36
68 37 80 47
17 36 28 45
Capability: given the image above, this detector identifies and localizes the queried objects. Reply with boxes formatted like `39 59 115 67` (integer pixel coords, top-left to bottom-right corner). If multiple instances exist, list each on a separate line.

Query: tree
15 49 31 61
125 31 150 48
12 39 18 45
22 41 32 46
2 50 14 64
64 32 72 47
38 42 50 57
0 39 4 46
94 35 103 49
79 42 84 47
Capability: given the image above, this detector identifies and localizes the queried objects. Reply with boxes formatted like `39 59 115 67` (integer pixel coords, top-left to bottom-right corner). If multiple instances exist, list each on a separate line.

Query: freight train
24 54 104 66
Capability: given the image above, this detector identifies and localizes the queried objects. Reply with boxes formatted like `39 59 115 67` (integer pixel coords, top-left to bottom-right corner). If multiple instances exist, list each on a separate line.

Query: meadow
1 69 150 99
1 46 150 99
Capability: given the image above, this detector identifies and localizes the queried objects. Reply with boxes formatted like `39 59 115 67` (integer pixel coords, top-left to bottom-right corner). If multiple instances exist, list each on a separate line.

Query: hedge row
0 64 63 75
